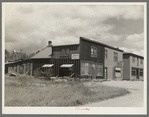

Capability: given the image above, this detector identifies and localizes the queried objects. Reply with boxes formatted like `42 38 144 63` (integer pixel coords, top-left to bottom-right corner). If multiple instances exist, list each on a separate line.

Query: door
105 68 107 79
136 68 139 79
92 63 96 79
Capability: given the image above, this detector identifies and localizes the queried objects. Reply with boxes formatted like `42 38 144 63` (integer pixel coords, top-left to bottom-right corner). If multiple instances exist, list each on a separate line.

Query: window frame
139 68 143 76
114 52 118 62
91 46 97 58
131 67 136 76
105 49 108 59
140 59 143 64
132 56 135 63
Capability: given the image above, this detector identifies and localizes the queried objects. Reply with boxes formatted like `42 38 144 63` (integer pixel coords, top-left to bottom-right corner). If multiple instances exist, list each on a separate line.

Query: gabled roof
31 47 52 59
80 37 123 52
123 52 144 59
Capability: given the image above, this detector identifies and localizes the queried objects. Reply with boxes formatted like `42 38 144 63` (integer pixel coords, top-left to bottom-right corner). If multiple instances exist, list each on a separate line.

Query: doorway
136 68 139 79
105 67 107 79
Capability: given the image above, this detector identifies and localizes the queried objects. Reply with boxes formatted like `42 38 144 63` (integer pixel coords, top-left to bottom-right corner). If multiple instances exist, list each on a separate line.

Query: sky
3 3 145 56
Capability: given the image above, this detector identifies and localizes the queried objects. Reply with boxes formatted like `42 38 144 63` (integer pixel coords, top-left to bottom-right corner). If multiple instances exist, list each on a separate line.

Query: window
96 64 103 76
137 58 139 66
81 62 88 75
131 67 136 76
105 49 108 59
115 67 122 77
140 59 143 64
114 52 118 61
81 61 103 76
91 46 97 58
140 69 143 76
132 57 135 63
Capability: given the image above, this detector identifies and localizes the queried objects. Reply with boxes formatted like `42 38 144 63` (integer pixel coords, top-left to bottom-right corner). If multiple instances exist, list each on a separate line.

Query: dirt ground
82 80 144 107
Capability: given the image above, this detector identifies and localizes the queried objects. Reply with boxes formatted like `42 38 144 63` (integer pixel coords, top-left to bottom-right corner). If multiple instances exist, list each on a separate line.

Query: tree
5 49 10 61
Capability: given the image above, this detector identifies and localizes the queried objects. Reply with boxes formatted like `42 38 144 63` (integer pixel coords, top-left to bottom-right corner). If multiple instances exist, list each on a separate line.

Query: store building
123 53 144 80
31 37 105 79
5 37 125 80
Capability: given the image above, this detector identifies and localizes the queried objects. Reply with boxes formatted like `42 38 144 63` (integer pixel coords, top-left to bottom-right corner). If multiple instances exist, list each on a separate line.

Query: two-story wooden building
5 37 126 80
123 53 144 80
31 37 105 79
8 37 143 81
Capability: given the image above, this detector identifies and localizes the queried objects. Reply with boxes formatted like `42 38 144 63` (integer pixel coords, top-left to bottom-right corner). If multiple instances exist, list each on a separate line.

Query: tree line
5 49 35 62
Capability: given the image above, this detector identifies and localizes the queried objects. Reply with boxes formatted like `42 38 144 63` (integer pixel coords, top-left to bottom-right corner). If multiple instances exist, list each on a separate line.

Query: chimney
48 41 52 47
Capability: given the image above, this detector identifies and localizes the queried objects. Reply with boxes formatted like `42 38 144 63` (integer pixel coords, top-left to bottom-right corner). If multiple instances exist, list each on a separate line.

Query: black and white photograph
2 2 147 114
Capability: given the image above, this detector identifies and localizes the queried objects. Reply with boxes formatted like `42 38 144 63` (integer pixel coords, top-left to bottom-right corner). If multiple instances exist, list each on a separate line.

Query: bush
33 68 42 78
33 68 53 80
41 68 53 80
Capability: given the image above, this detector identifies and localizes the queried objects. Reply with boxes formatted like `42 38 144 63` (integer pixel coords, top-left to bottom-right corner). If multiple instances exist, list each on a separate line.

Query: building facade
104 47 123 80
5 59 32 75
30 37 105 79
123 53 144 80
6 37 144 81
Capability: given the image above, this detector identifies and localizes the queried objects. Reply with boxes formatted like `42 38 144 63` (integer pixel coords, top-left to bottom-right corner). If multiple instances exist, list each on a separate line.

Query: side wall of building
130 56 144 80
105 47 123 80
123 55 130 80
5 60 32 75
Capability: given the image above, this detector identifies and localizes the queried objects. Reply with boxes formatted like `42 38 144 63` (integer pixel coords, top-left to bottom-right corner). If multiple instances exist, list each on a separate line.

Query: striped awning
42 64 54 68
60 64 73 68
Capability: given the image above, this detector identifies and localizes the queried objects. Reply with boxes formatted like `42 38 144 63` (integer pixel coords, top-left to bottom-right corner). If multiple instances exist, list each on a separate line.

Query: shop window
81 62 89 75
131 67 136 76
96 64 103 76
91 46 97 58
105 49 108 59
140 69 143 76
114 52 118 61
137 58 139 66
81 62 103 76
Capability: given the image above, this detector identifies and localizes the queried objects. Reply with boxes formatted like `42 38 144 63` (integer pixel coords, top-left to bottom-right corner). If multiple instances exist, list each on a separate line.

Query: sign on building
71 54 79 59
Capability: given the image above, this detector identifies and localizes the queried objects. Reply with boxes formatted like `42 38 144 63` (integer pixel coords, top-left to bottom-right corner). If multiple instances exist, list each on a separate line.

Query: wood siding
123 55 130 80
52 45 80 59
105 47 123 80
80 37 105 79
80 37 104 63
32 45 80 77
123 54 144 80
32 58 80 77
5 60 32 75
130 56 144 80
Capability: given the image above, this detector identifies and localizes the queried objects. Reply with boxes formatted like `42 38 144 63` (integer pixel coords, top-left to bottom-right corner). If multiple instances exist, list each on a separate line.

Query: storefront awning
60 64 73 68
42 64 54 68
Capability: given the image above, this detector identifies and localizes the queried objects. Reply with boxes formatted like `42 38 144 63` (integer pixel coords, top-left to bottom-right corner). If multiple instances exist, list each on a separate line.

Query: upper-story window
140 59 143 64
132 56 135 63
91 46 97 58
137 58 139 66
105 49 108 59
114 52 118 61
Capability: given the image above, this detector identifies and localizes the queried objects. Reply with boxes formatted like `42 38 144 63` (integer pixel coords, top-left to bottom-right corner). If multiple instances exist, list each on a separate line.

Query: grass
5 75 130 106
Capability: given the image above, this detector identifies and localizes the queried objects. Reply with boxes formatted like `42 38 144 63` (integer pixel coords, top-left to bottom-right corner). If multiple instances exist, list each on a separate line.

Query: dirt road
82 81 144 107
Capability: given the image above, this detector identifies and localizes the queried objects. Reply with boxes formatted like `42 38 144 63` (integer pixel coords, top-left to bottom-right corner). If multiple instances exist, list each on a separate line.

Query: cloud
124 33 144 48
119 47 144 56
3 3 144 54
99 33 122 41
